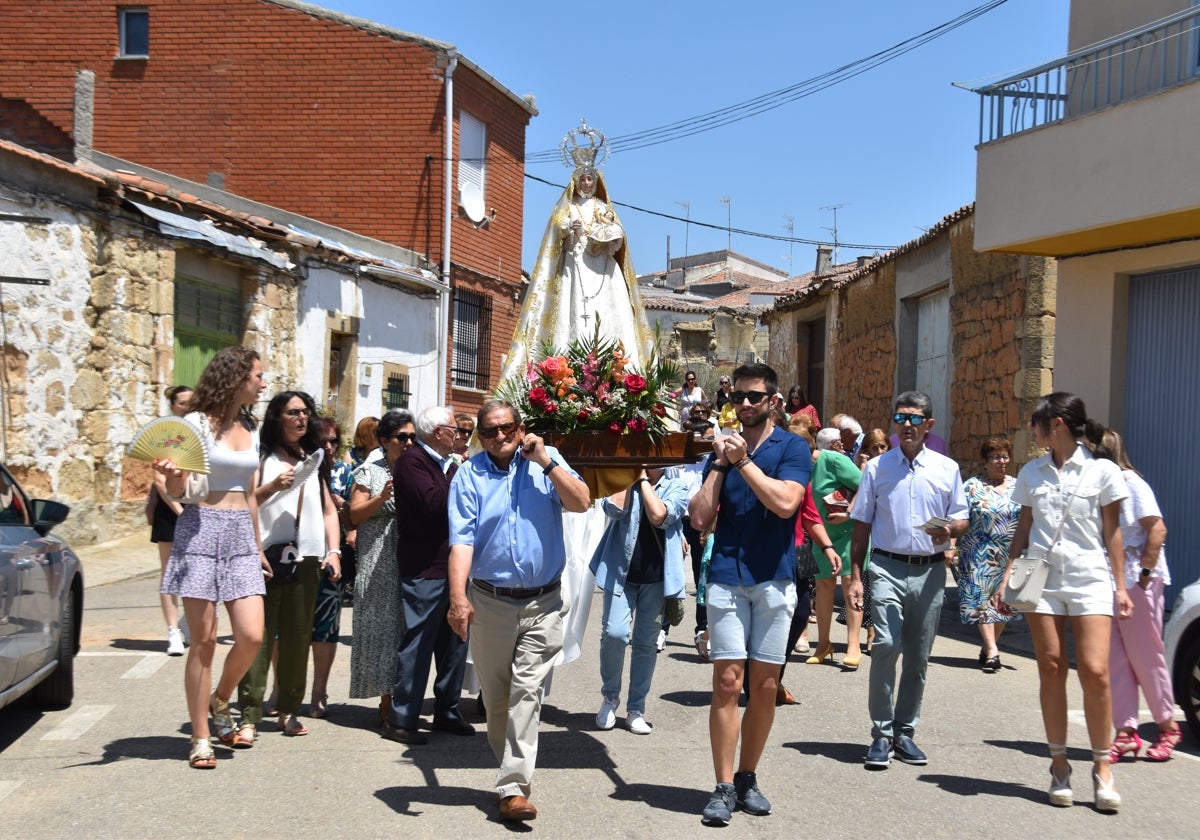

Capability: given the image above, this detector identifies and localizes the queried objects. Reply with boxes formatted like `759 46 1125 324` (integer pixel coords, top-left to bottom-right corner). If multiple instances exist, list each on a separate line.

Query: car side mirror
32 499 70 536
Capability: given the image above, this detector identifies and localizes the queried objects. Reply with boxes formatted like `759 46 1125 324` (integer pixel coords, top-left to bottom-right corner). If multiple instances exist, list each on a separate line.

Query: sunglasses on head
731 390 771 405
387 432 417 444
893 413 927 426
478 421 519 439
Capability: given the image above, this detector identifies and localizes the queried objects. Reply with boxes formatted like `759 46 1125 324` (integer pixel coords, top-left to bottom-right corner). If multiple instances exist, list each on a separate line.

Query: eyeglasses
386 432 417 444
320 438 339 447
987 454 1011 462
731 390 771 405
893 413 927 426
283 408 310 418
478 421 518 439
454 427 474 438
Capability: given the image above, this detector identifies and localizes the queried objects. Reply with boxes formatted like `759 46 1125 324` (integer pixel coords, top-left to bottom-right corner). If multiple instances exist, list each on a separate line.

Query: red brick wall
0 0 532 401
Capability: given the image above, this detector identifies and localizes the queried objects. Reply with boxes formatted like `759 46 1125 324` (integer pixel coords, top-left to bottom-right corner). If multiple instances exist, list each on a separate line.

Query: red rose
623 373 645 394
626 417 647 433
543 401 559 415
652 403 666 416
607 422 623 435
529 386 549 406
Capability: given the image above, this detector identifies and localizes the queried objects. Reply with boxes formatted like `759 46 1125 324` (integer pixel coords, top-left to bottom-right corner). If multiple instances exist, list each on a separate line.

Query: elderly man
447 399 590 822
382 406 473 745
839 415 864 460
689 362 811 826
848 391 967 769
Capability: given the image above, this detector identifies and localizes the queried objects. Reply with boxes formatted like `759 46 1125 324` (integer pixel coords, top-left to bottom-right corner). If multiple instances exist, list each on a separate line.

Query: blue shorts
707 579 796 665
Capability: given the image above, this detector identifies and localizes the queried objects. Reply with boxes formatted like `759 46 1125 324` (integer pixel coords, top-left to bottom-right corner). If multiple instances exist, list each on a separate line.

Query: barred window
384 369 410 412
451 288 491 390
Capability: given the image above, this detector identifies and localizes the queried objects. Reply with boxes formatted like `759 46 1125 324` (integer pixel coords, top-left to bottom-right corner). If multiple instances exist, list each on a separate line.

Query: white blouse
258 453 328 558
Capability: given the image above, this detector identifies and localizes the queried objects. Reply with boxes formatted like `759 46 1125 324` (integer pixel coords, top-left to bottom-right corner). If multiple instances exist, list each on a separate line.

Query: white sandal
189 737 216 769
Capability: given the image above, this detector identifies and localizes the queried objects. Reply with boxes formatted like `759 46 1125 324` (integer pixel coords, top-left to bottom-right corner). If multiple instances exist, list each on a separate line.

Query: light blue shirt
852 444 967 554
447 445 578 588
418 440 453 474
589 475 689 598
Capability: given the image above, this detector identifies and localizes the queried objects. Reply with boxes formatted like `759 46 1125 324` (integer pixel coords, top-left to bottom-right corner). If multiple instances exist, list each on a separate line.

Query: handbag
1003 462 1093 611
794 538 819 581
263 463 304 588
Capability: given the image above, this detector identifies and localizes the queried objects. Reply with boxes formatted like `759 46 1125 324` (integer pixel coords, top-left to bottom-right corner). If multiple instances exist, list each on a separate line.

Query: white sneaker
656 629 667 652
167 628 185 656
596 696 619 730
627 712 652 735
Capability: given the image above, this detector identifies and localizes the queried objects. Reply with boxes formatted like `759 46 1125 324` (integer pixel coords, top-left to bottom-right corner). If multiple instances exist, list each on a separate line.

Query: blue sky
320 0 1069 278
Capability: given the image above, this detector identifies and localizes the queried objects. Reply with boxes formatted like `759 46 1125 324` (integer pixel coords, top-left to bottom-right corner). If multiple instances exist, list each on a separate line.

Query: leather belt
873 548 944 565
472 578 561 599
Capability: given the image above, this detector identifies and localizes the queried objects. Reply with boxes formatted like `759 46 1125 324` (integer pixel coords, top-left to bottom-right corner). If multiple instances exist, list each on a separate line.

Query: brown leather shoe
776 684 797 706
498 794 537 821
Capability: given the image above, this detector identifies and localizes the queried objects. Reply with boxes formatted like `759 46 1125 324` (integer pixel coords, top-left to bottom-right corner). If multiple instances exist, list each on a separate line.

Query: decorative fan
272 448 324 502
128 417 211 474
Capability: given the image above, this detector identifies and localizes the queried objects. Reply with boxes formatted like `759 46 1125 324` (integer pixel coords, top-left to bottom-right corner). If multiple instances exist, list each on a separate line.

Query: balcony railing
964 6 1200 144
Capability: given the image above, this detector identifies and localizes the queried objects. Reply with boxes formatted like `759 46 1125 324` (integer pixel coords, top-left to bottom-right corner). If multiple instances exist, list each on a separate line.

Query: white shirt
852 445 967 554
1118 469 1169 586
258 453 328 557
1012 444 1127 561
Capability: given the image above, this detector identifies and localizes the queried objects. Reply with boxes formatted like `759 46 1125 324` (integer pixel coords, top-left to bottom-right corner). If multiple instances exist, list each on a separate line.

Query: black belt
472 578 561 599
873 548 944 565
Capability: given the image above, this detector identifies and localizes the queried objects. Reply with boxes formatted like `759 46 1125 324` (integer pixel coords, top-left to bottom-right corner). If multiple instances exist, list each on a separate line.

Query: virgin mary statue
498 120 655 384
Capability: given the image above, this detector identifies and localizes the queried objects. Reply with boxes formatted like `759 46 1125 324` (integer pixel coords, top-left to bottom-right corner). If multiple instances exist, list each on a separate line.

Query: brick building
0 0 537 417
764 206 1058 477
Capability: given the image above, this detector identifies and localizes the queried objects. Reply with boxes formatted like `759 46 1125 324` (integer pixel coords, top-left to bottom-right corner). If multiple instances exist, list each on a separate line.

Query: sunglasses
893 413 927 426
731 390 771 405
386 432 417 444
283 408 310 418
478 421 519 439
320 438 339 446
454 427 473 438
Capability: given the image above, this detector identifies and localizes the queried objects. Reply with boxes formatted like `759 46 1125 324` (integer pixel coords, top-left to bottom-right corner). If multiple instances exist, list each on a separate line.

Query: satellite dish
460 183 486 223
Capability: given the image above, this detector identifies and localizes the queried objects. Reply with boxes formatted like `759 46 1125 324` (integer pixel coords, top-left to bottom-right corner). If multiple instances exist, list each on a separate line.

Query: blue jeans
867 556 946 740
600 582 664 714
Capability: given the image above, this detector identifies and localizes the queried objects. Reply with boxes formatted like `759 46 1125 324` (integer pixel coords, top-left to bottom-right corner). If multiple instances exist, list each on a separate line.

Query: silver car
1165 577 1200 742
0 463 84 711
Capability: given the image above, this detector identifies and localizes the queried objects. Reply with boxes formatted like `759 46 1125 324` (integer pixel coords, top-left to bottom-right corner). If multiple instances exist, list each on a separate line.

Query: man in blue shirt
848 391 967 769
447 399 590 822
689 363 811 826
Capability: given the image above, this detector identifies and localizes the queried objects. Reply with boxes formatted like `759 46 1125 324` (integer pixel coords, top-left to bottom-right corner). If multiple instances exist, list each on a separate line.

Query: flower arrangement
499 321 680 439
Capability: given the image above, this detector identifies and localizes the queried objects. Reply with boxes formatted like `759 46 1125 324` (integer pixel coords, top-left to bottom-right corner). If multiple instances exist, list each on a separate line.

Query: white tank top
185 412 259 492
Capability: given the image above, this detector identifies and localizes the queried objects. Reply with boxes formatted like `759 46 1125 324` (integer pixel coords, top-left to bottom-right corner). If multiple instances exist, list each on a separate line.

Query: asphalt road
1 573 1197 839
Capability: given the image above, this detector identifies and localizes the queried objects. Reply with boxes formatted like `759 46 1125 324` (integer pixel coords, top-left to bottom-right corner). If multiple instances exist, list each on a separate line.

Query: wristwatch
818 544 834 552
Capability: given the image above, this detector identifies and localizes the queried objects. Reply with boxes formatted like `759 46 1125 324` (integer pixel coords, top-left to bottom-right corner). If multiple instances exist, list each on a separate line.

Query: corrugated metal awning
129 201 292 270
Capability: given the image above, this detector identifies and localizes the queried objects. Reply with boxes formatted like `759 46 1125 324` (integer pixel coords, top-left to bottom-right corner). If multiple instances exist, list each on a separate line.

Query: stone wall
831 264 899 430
658 309 768 395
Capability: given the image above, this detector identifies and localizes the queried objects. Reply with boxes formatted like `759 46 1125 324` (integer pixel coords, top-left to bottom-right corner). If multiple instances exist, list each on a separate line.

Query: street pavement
0 537 1197 838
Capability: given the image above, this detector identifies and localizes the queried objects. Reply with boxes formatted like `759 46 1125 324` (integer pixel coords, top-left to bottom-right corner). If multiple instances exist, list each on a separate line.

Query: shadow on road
780 739 871 765
108 638 165 652
984 738 1095 762
916 772 1045 803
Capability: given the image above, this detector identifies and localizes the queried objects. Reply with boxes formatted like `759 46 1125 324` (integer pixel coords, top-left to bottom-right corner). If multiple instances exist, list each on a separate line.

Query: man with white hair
839 416 864 460
383 406 474 745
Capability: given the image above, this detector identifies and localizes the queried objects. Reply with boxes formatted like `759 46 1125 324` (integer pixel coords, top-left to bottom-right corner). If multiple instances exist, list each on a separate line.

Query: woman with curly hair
155 346 268 769
240 391 342 738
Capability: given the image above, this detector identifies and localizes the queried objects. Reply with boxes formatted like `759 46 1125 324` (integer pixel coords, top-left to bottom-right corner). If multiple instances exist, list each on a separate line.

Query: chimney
857 255 872 269
815 244 833 276
73 70 95 162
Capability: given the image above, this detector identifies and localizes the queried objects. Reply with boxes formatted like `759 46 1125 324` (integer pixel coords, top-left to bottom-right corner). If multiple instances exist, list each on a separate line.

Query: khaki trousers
468 583 565 799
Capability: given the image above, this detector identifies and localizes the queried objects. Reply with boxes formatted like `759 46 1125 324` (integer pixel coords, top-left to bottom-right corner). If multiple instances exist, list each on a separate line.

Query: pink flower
607 422 623 435
539 356 572 383
626 417 647 433
623 374 647 394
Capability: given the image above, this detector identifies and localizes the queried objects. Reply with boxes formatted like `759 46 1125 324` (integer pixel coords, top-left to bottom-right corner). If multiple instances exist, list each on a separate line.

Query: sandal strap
1091 748 1111 763
1047 742 1067 757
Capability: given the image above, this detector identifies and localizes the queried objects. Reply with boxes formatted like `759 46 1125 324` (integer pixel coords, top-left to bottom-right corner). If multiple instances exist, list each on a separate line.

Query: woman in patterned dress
348 409 415 722
955 436 1020 672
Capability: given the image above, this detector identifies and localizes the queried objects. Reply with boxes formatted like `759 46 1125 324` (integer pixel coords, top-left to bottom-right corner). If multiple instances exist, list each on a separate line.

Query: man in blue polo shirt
446 399 591 822
848 390 967 770
688 362 810 826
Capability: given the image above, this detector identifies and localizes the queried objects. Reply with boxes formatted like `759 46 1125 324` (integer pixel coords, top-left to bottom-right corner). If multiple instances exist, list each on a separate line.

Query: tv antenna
820 203 845 265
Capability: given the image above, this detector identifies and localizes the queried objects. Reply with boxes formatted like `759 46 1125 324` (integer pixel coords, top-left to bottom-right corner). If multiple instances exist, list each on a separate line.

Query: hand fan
272 448 324 502
128 417 211 474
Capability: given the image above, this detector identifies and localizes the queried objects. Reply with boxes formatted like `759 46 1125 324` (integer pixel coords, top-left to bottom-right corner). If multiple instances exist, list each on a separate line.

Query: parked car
0 463 84 711
1164 577 1200 742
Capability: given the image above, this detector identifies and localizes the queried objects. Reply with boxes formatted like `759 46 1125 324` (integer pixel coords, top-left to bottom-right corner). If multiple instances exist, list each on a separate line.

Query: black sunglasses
478 421 519 439
730 390 771 405
386 432 417 444
892 413 927 426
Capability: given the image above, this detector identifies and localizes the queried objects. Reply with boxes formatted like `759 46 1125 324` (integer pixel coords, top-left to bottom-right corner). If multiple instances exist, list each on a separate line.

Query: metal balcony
963 6 1200 144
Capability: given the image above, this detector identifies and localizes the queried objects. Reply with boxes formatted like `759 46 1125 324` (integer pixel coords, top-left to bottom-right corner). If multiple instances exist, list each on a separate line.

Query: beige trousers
468 583 565 799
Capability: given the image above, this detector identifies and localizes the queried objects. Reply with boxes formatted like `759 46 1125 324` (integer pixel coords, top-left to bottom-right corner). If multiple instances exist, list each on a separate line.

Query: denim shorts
706 579 797 665
1033 551 1114 617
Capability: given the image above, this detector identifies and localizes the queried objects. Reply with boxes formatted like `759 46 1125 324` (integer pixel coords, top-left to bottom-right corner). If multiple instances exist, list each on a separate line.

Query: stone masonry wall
831 262 899 430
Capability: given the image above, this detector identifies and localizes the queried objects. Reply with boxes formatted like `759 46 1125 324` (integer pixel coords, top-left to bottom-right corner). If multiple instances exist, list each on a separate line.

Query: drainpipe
439 51 459 405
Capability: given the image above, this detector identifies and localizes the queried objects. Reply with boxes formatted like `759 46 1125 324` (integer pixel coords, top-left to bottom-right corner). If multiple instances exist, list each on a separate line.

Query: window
458 112 486 200
118 8 149 58
383 366 411 412
173 258 244 387
451 288 492 390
